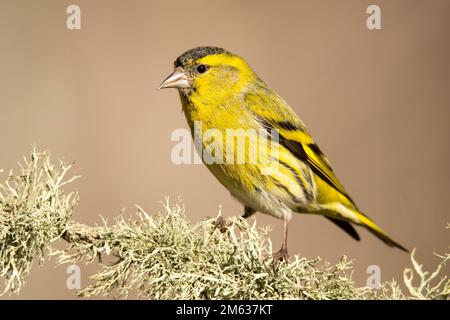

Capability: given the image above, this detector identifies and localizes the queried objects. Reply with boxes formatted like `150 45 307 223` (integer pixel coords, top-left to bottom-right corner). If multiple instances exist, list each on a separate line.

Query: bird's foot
212 216 230 233
272 248 289 262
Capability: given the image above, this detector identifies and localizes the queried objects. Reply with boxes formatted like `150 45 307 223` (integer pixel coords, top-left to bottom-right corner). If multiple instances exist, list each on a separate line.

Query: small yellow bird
160 46 407 258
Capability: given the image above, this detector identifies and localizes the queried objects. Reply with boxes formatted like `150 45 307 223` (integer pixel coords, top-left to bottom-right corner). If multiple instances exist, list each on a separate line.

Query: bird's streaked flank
160 46 407 257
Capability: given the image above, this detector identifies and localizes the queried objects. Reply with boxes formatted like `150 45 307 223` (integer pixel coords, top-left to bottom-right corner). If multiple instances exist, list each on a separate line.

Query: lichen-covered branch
0 149 448 299
0 150 79 294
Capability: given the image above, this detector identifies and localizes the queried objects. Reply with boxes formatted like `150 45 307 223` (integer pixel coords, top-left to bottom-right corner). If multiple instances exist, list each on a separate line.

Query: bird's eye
196 64 209 74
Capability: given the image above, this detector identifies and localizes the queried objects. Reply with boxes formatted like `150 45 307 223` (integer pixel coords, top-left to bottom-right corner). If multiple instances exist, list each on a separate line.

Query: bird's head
159 46 256 100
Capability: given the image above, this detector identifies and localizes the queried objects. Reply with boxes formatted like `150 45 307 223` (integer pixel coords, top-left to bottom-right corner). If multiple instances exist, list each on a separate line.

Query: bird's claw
272 248 289 262
213 216 230 233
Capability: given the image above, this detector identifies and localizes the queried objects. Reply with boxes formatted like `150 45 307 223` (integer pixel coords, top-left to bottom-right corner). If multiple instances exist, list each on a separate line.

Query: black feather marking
274 121 299 131
175 46 231 67
257 116 354 203
277 131 349 199
325 217 360 241
308 143 326 161
269 177 302 204
278 159 314 201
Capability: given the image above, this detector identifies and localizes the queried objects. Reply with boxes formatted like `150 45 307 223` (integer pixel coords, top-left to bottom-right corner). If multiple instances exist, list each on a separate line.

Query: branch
0 149 448 299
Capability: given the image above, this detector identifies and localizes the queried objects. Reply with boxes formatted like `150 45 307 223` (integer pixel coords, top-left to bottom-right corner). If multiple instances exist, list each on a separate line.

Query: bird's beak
159 67 191 89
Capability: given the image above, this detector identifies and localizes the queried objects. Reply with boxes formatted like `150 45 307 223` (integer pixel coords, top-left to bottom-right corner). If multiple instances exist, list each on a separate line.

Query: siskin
160 46 407 258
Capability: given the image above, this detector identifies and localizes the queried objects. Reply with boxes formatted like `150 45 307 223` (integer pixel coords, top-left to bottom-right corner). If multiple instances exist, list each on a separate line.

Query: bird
159 46 407 259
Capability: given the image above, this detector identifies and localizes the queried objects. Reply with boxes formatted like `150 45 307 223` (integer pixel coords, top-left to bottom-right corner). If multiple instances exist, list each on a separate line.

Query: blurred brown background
0 0 449 299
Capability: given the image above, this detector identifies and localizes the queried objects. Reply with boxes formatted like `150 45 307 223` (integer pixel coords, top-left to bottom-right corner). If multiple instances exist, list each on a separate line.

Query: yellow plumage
160 46 407 255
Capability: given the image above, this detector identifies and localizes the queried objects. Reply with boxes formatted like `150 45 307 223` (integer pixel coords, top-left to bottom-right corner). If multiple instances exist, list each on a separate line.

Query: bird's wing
244 90 356 207
244 89 409 251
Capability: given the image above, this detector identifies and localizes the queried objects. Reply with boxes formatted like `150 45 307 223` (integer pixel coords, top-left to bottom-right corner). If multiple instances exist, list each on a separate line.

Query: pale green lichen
0 150 79 294
0 150 448 299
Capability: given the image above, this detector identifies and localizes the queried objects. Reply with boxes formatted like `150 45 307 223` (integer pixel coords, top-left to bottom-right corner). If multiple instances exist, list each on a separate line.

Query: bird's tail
315 203 408 252
352 209 408 252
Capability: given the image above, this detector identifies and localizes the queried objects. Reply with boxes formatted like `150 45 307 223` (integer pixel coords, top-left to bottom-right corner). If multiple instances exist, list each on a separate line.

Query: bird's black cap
174 46 231 67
